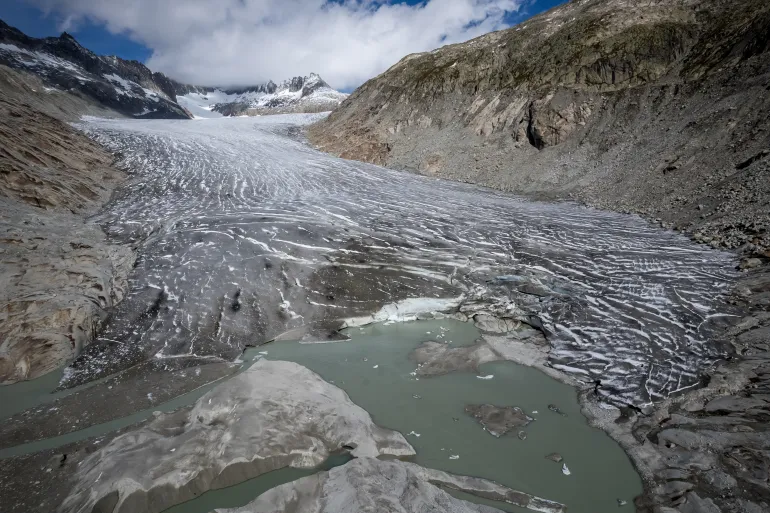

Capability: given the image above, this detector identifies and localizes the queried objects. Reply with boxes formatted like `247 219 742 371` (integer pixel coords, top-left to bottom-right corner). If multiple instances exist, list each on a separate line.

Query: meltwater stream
69 113 737 406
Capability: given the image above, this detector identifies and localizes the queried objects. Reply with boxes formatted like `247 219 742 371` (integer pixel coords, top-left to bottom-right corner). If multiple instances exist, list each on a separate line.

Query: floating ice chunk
476 374 494 380
407 431 421 437
449 455 460 460
373 365 379 369
343 297 463 327
562 464 571 475
259 351 268 355
532 410 538 414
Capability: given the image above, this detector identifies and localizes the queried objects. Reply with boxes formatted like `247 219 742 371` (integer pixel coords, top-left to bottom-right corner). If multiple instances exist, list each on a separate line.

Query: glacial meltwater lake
257 319 643 513
3 320 641 513
225 319 640 513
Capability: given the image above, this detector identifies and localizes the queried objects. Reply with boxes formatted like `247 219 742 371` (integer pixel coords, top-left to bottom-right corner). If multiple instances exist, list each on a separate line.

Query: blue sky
0 0 567 87
0 0 152 61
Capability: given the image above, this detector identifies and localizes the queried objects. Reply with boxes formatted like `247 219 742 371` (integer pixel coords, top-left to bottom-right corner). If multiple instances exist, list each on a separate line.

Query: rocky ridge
0 20 346 120
0 20 190 119
308 0 770 255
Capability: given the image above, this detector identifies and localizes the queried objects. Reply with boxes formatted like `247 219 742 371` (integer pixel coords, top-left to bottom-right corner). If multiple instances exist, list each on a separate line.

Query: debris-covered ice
66 114 738 406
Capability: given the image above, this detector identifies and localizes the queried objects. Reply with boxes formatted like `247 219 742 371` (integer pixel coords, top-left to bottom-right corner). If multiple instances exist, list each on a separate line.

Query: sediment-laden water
260 319 643 513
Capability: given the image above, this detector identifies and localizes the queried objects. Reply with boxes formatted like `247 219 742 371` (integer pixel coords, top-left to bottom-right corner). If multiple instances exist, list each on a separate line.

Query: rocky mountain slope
176 73 348 118
309 0 770 255
0 20 191 119
0 64 134 384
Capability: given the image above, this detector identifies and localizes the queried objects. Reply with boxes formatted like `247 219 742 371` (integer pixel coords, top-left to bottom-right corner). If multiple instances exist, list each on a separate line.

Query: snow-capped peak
176 73 347 118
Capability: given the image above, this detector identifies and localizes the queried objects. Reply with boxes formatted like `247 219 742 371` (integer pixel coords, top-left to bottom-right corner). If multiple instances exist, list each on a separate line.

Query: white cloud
30 0 523 89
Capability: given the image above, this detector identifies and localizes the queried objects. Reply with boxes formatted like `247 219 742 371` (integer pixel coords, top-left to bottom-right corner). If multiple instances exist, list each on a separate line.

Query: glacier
69 113 737 406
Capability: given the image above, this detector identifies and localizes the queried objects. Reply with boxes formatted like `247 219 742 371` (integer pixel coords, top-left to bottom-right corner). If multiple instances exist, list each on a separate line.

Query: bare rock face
0 20 190 119
309 0 770 254
0 67 134 383
60 360 416 513
217 457 566 513
465 404 534 438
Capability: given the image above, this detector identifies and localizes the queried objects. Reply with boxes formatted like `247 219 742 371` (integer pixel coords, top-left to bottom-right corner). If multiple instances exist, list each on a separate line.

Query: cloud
29 0 523 89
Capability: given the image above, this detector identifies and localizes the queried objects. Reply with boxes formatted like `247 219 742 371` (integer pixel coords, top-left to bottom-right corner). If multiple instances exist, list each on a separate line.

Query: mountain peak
58 31 86 50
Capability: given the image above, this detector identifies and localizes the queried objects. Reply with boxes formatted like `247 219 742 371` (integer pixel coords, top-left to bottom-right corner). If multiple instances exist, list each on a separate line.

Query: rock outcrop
217 457 566 513
309 0 770 254
0 65 134 383
60 360 415 513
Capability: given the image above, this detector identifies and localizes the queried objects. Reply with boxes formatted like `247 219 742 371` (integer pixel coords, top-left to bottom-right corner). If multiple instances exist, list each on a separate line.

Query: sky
0 0 566 90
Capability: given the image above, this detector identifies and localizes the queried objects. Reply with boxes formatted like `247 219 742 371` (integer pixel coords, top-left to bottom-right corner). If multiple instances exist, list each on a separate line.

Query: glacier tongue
71 114 737 406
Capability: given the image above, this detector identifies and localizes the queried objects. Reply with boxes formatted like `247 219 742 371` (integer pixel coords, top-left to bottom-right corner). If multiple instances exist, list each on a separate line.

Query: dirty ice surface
70 113 737 405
